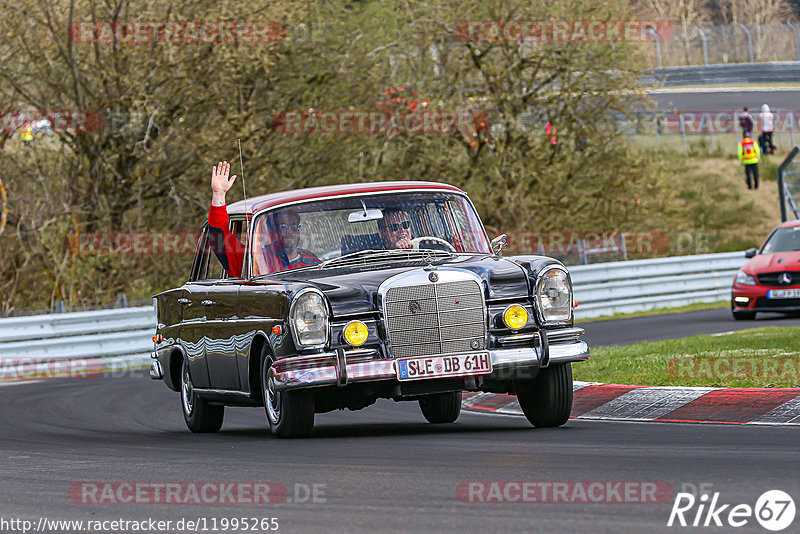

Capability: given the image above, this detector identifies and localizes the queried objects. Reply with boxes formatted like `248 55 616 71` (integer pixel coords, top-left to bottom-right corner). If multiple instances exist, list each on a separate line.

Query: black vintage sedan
150 181 588 437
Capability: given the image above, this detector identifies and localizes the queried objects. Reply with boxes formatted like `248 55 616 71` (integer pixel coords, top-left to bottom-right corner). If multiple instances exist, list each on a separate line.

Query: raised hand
211 161 237 206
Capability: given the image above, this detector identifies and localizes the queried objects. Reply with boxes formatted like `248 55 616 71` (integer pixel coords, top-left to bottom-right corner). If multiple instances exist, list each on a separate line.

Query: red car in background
731 220 800 320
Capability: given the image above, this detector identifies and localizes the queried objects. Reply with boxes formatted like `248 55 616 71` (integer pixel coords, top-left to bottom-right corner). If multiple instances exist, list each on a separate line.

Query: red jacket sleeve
208 203 245 278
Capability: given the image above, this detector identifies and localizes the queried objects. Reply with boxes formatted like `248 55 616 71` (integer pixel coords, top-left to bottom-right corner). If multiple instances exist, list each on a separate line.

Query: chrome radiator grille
384 279 486 359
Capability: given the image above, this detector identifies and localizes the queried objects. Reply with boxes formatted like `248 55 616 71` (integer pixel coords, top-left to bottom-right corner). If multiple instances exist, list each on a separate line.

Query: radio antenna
238 138 248 212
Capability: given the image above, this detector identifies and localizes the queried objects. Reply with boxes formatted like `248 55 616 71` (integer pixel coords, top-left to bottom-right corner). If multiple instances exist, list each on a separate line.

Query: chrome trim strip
193 388 253 398
495 333 537 346
271 341 589 391
549 341 590 364
150 360 164 380
546 326 584 342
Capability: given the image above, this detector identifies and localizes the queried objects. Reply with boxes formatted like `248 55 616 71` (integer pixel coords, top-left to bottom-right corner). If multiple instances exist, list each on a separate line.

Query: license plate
396 352 492 381
767 289 800 299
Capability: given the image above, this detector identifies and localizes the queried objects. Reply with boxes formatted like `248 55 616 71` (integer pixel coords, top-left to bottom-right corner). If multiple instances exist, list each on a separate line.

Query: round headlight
343 320 368 346
290 289 329 347
536 267 572 323
503 305 528 330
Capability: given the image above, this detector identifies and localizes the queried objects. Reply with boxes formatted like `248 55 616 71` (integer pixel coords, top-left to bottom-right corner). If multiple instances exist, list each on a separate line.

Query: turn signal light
503 305 528 330
152 334 163 343
343 320 369 346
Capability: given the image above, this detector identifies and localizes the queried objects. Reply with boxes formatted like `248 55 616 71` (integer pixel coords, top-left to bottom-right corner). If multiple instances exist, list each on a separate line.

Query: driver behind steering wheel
378 209 413 249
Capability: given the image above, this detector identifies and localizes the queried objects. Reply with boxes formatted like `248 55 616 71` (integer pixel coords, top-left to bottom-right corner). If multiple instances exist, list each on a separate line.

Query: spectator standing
760 104 775 154
738 107 754 138
738 135 761 190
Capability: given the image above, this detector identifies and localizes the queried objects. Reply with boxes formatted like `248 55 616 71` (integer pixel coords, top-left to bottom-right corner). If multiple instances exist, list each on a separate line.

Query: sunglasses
388 221 410 232
277 223 301 231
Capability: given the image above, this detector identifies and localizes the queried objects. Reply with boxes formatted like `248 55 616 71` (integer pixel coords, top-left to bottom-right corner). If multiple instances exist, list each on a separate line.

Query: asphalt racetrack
647 88 800 112
2 374 800 533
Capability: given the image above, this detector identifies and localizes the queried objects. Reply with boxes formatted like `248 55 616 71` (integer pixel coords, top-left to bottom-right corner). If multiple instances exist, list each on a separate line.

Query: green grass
573 326 800 388
576 301 728 323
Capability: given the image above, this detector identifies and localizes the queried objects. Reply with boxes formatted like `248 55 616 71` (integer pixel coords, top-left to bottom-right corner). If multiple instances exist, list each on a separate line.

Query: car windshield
250 191 491 275
762 226 800 254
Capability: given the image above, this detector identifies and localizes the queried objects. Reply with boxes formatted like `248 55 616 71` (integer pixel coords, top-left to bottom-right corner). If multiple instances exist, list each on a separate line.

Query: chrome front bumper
270 340 589 392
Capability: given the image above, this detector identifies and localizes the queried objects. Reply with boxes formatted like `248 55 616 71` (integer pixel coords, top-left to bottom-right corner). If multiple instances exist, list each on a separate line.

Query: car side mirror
491 234 508 256
744 248 757 258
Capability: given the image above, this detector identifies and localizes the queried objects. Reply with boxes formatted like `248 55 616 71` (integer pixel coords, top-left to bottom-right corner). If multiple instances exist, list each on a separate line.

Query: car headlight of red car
735 270 757 286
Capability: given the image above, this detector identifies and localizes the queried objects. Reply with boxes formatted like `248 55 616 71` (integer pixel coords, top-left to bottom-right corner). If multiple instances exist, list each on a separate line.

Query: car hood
264 255 560 316
745 251 800 273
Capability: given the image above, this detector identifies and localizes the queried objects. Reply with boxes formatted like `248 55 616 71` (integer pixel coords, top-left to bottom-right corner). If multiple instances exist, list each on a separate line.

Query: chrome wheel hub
181 364 194 416
265 365 281 425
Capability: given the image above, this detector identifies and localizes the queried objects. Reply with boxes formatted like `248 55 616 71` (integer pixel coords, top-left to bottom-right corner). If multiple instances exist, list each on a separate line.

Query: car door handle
177 298 190 305
201 300 216 306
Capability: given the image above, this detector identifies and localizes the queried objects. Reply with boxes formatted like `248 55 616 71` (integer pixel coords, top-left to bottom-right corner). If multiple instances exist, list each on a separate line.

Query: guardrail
644 62 800 87
0 307 155 365
0 251 748 362
571 251 745 318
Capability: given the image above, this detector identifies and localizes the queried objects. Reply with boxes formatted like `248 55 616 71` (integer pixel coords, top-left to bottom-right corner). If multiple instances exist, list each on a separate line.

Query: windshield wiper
318 249 397 269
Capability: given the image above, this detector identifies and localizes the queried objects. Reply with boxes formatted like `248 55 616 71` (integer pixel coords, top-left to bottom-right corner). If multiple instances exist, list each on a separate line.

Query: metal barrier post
777 146 800 222
619 233 628 261
740 24 755 63
787 22 800 61
647 28 663 69
680 120 687 153
695 26 709 65
578 239 588 265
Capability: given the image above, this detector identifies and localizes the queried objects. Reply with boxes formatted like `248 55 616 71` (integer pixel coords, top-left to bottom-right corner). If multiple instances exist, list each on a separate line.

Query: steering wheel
410 236 457 252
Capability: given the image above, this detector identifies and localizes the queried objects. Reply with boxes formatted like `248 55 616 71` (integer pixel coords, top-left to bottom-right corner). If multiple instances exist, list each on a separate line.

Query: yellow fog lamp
503 305 528 330
343 320 369 346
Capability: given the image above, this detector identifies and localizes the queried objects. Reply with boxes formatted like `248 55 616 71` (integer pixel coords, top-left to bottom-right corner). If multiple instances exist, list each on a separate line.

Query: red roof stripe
227 181 465 215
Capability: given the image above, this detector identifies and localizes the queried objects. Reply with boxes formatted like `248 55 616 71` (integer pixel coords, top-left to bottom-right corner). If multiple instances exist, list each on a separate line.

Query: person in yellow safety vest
738 135 760 190
19 123 33 144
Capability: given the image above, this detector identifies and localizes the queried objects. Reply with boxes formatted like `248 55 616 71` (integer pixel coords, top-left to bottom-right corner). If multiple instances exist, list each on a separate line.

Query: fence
778 147 800 221
649 23 800 68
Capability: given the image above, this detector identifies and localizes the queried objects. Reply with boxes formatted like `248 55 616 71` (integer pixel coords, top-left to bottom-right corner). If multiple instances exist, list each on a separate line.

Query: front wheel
515 363 573 428
419 392 461 423
181 359 224 433
261 354 315 438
